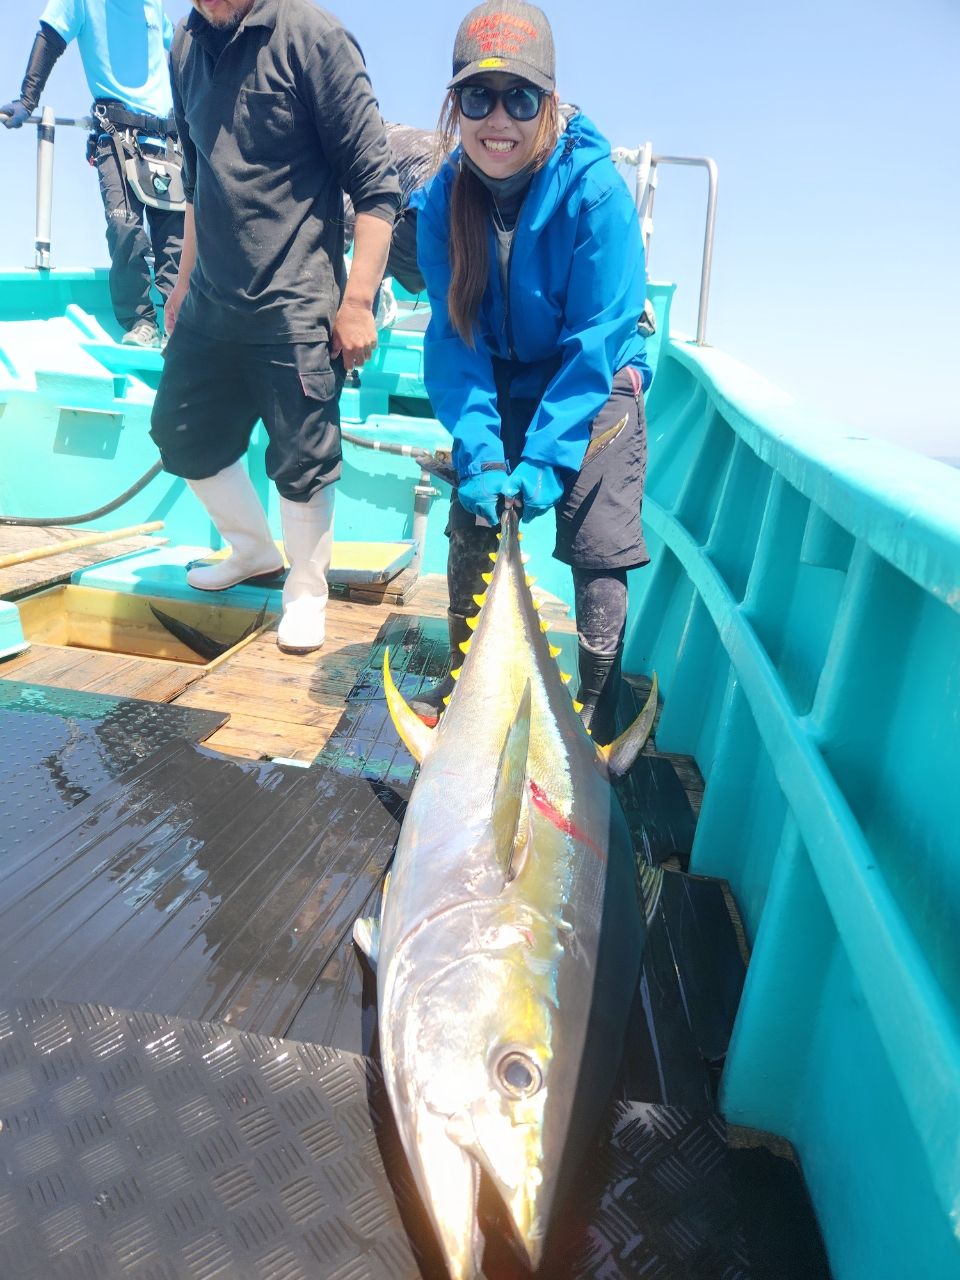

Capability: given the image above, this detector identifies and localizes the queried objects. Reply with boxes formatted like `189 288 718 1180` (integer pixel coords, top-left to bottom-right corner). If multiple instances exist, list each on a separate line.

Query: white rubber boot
277 485 335 654
186 461 284 591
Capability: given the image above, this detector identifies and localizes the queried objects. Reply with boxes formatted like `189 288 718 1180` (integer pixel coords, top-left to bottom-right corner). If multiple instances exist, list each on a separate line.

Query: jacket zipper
504 231 518 361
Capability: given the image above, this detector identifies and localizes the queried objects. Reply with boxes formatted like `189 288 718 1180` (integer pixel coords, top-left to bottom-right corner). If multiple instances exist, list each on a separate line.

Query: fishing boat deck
0 524 586 764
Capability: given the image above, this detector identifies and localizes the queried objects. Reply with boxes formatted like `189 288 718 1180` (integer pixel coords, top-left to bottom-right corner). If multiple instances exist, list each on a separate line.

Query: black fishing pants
150 324 345 500
95 138 183 331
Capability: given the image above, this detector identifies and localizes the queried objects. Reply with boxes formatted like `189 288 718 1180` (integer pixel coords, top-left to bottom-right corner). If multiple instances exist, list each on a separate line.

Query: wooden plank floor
0 642 204 702
0 527 160 600
172 579 451 761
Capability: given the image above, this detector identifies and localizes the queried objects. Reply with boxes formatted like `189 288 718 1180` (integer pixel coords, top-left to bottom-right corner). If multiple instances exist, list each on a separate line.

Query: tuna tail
236 598 269 644
597 672 659 778
148 603 229 661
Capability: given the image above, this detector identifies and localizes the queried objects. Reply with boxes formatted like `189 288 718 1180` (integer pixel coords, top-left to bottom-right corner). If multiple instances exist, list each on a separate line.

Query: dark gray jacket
170 0 399 342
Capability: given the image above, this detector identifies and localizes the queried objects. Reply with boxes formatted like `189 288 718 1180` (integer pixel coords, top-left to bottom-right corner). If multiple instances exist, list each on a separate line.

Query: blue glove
509 459 564 521
457 469 516 526
0 101 31 129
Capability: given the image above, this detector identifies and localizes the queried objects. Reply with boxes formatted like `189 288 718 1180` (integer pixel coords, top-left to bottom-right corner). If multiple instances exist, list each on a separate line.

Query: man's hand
457 469 517 527
331 296 377 373
164 281 189 337
0 101 31 129
509 459 564 521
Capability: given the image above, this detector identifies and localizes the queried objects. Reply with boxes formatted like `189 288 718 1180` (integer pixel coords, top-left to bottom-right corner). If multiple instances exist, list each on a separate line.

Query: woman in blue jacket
414 0 651 744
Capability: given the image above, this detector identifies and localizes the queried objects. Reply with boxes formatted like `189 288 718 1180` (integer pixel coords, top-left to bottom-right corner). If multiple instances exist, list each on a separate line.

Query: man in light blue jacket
2 1 184 348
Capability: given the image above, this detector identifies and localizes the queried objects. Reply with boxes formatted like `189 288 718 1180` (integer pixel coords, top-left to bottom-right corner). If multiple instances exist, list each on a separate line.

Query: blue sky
1 0 957 458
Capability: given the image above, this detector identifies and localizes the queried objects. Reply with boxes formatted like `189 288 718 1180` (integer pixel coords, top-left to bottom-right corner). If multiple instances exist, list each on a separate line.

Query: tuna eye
495 1051 543 1098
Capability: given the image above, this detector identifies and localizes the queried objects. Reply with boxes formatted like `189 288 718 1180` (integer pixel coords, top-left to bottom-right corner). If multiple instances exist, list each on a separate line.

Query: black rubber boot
408 610 474 726
577 644 623 747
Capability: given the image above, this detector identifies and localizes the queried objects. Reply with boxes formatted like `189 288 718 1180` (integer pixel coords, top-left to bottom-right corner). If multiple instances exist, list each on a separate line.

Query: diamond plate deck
0 1000 770 1279
0 681 227 847
0 998 425 1280
0 739 405 1036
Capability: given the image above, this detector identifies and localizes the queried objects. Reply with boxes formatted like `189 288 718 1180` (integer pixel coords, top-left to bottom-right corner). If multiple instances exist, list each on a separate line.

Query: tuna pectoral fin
352 871 391 967
599 672 659 778
352 915 381 966
492 681 532 881
383 647 435 764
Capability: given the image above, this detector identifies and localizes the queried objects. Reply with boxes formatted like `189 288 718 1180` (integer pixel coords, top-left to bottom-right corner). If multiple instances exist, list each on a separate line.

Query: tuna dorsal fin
492 680 532 882
383 648 435 764
599 672 659 778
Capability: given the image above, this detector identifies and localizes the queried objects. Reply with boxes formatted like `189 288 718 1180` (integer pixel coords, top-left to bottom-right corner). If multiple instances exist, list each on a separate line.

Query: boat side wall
627 337 960 1278
0 272 457 579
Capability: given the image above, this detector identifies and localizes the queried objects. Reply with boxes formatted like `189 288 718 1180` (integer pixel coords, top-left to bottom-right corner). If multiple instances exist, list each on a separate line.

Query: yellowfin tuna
354 509 657 1278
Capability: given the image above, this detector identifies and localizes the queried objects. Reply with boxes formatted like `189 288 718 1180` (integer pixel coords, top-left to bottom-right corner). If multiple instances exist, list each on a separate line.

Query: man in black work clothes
150 0 399 654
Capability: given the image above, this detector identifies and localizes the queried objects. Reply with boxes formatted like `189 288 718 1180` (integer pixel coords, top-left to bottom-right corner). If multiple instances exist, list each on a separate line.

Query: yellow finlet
481 572 493 585
488 552 498 563
466 615 480 631
572 699 584 713
472 592 487 608
525 575 537 588
548 644 562 658
450 666 462 681
442 695 451 706
559 671 572 684
539 618 550 633
458 637 472 654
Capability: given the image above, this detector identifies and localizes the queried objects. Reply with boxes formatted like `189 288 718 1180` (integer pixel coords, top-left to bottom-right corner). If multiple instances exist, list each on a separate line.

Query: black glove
0 100 30 129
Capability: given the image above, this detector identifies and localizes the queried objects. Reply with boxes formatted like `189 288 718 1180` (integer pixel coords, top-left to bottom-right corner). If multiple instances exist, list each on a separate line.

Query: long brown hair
434 90 560 346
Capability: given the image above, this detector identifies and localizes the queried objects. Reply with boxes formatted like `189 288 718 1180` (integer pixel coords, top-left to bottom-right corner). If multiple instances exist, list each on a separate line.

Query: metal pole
34 106 56 270
652 155 719 345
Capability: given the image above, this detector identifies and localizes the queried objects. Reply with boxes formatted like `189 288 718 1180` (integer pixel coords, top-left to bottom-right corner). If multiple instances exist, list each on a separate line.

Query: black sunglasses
455 84 545 122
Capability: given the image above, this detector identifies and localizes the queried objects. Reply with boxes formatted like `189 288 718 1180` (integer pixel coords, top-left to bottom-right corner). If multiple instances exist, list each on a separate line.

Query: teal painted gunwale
629 336 960 1276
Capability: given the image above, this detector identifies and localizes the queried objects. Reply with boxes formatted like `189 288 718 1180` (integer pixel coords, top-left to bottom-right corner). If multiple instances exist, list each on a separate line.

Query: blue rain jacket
415 110 650 480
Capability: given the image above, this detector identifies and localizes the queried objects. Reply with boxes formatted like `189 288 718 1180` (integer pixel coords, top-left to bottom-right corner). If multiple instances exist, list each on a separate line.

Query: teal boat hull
1 268 959 1277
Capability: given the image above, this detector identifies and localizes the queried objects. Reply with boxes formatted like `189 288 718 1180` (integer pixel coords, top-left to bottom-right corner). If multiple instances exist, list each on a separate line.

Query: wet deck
0 527 579 767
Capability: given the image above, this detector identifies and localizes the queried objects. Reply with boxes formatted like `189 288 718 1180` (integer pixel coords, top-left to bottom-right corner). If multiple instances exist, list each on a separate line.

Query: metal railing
7 109 720 346
612 144 719 346
0 106 93 270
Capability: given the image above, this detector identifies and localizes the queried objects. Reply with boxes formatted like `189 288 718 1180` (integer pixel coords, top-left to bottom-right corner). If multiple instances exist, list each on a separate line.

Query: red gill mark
528 780 606 863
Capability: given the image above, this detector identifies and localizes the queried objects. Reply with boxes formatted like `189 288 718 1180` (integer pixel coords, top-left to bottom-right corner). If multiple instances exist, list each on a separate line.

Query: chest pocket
235 89 293 162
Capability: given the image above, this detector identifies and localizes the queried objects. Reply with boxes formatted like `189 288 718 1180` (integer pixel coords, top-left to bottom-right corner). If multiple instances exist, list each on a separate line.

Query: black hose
340 430 456 485
0 459 164 527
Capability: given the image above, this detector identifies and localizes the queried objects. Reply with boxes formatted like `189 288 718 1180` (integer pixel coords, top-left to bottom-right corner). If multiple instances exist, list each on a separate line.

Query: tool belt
91 99 186 214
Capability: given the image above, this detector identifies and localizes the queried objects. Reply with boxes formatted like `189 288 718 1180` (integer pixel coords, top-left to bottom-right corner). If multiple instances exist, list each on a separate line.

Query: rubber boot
186 461 284 590
408 610 473 726
277 486 335 654
577 643 623 747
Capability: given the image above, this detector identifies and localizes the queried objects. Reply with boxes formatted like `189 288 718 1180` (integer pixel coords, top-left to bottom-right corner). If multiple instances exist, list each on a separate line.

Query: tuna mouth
476 1165 546 1272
